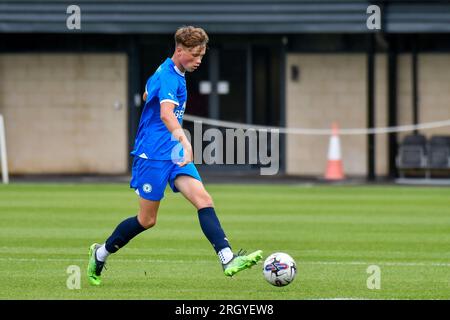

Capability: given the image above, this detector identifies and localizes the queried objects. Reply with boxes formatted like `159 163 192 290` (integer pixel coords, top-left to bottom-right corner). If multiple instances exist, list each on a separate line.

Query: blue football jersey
131 58 187 161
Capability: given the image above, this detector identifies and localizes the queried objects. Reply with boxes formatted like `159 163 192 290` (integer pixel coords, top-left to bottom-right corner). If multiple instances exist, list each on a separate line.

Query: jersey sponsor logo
174 109 185 119
142 184 152 193
168 92 175 99
174 102 186 119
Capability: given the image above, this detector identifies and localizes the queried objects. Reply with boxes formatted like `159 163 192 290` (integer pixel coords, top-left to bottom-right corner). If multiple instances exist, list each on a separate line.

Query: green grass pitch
0 183 449 299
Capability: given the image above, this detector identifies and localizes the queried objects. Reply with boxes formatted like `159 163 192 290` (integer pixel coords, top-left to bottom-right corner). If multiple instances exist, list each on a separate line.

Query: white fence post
0 114 9 184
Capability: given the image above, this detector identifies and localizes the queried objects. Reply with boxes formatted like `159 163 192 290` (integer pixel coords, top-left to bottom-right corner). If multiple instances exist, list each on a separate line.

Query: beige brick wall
286 54 367 176
417 54 450 137
397 54 414 142
285 53 449 178
0 53 128 174
397 53 450 140
375 54 388 176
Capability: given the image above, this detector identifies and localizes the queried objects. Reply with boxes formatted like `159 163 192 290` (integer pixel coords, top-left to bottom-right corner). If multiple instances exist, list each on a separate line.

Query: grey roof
0 0 449 34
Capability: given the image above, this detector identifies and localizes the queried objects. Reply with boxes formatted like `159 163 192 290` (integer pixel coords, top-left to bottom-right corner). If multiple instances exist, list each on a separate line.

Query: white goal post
0 114 9 184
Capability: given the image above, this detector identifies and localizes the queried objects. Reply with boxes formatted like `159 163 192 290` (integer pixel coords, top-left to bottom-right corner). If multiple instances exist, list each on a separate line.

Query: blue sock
198 207 231 253
105 216 146 253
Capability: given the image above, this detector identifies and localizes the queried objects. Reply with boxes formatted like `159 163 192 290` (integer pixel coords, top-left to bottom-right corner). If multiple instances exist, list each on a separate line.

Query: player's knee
141 217 157 229
138 213 157 229
196 193 214 209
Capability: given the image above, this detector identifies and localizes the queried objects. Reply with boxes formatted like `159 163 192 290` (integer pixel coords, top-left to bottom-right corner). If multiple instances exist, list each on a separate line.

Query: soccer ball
263 252 297 287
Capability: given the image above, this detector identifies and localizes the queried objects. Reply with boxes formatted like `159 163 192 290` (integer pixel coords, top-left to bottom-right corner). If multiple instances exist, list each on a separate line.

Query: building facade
1 0 449 178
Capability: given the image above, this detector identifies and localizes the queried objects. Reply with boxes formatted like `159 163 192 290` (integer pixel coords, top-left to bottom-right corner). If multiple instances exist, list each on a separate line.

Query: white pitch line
303 261 450 267
0 257 208 263
1 257 450 267
317 297 370 300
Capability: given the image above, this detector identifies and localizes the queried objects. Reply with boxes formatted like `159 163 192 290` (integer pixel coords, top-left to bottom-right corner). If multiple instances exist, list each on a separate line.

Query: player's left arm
158 74 192 166
160 102 193 167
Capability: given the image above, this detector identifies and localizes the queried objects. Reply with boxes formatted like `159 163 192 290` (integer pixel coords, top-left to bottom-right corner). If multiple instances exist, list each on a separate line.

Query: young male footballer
87 26 262 285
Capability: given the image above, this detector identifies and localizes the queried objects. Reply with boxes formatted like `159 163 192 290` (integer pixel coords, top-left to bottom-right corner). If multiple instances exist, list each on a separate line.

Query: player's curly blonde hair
174 26 209 49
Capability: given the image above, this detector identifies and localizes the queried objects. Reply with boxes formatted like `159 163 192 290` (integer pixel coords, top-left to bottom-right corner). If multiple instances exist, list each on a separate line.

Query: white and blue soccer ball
263 252 297 287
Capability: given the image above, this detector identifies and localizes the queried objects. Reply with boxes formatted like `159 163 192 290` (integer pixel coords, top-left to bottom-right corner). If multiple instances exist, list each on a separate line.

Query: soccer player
87 26 262 286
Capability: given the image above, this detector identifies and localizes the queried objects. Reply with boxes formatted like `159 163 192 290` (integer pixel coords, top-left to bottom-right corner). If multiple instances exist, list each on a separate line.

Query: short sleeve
158 73 179 106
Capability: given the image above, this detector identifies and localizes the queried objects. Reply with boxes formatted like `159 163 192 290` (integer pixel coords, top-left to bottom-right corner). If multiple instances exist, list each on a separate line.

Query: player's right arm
160 102 193 167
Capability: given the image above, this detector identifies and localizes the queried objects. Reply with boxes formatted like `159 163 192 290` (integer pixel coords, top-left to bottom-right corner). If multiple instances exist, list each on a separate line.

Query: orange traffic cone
325 122 345 180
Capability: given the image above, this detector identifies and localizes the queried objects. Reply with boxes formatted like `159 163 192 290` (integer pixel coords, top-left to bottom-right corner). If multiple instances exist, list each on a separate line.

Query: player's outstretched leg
222 249 263 277
174 175 263 277
197 207 263 277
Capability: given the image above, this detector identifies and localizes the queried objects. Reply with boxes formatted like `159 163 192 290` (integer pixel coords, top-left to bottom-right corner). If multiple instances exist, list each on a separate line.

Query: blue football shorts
130 157 202 201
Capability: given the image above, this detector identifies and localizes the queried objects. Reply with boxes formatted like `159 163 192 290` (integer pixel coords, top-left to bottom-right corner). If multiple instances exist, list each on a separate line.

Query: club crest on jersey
142 184 152 193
